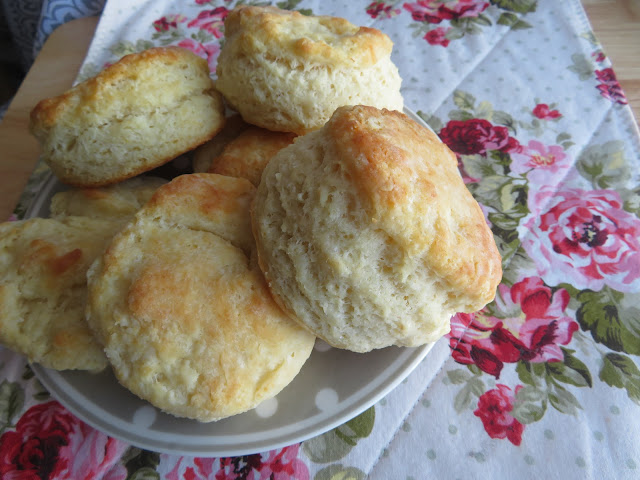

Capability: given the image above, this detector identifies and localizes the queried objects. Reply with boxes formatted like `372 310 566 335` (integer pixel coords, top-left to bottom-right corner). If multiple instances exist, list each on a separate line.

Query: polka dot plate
29 108 437 457
32 341 434 456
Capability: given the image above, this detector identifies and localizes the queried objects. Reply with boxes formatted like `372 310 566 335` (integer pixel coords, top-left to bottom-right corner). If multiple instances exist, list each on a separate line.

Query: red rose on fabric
366 1 400 19
474 385 524 445
214 445 309 480
152 14 186 32
439 119 520 156
0 402 72 479
438 0 489 20
0 401 127 480
449 277 578 378
532 103 561 119
187 7 228 38
403 0 489 24
595 68 628 105
519 187 640 292
424 27 451 46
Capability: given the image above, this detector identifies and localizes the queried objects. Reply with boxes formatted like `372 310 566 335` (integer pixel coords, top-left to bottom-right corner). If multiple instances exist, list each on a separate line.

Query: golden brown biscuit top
143 173 256 254
208 126 296 186
223 6 393 67
30 46 213 136
326 105 502 306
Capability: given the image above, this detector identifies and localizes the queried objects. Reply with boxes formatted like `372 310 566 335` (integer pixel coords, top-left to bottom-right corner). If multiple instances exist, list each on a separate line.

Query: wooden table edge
0 16 99 221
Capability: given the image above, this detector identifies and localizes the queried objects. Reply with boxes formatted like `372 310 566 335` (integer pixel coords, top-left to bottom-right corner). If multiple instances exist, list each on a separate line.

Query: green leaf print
567 53 595 81
475 100 494 120
599 353 640 405
129 468 160 480
314 464 367 480
448 109 475 121
620 185 640 217
576 141 631 189
490 0 537 14
548 383 581 416
0 380 24 434
547 348 593 388
576 287 640 355
492 110 517 132
123 448 161 479
516 360 545 387
511 19 532 30
416 110 443 132
501 245 537 286
277 0 313 14
460 154 499 179
109 39 156 58
453 376 485 413
453 90 476 112
446 368 473 385
472 14 493 27
512 385 547 424
303 407 375 463
497 12 519 26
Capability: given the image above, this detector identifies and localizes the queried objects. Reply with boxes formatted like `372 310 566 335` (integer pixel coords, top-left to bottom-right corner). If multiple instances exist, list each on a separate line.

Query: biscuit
0 216 118 371
50 176 166 220
215 6 404 134
86 173 315 421
252 106 502 352
30 47 225 187
207 126 296 186
192 114 250 173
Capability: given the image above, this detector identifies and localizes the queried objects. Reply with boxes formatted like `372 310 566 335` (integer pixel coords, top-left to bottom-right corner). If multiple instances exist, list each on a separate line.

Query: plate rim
32 342 434 457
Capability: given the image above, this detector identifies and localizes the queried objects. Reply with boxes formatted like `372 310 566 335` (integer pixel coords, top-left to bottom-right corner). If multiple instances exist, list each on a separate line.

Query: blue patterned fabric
33 0 105 61
0 0 105 118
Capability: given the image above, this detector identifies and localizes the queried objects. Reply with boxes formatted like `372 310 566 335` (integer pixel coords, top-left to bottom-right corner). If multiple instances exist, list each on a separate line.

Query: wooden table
0 2 638 221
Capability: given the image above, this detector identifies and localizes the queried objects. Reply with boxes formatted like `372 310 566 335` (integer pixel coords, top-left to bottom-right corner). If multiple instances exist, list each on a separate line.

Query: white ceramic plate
29 108 437 457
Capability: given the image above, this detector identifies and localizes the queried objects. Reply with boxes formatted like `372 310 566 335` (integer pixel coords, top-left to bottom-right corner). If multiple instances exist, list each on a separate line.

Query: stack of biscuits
0 6 502 422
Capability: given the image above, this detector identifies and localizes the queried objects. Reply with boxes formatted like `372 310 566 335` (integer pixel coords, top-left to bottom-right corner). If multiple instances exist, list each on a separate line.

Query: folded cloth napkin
1 1 639 479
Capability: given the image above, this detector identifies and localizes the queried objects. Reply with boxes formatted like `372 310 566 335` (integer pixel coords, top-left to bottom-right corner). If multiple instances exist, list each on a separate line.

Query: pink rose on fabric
403 0 489 24
532 103 561 119
510 140 571 185
55 423 128 480
214 445 309 480
163 456 216 480
187 7 229 38
0 401 127 480
439 119 520 156
366 1 401 19
519 188 640 292
425 27 451 46
177 38 220 72
595 68 628 105
474 385 524 445
449 277 578 378
152 14 186 32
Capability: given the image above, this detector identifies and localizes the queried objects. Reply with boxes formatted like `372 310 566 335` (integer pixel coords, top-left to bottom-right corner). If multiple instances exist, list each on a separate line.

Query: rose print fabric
2 0 640 479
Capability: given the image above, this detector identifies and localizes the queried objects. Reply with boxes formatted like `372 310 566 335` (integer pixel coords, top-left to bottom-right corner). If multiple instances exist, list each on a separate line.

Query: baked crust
252 105 502 352
30 47 225 187
207 126 296 186
216 6 403 134
222 6 393 67
0 217 118 371
328 106 502 307
86 173 315 421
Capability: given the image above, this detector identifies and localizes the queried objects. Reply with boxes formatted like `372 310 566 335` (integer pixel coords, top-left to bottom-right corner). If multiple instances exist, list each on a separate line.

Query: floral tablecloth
2 0 640 479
